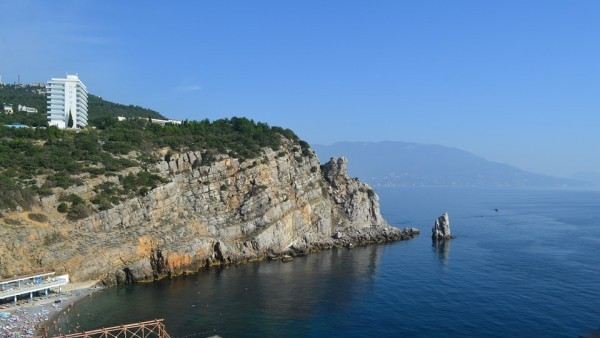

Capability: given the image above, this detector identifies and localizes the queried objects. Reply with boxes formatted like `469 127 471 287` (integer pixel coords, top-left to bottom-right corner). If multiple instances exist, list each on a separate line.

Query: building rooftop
0 272 55 285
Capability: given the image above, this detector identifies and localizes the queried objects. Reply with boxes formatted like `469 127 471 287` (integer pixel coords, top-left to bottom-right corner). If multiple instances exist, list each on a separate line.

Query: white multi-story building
46 74 88 129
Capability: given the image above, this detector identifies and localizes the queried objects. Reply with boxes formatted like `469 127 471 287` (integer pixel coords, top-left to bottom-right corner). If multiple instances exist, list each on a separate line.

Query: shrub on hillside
57 202 68 213
28 213 48 222
43 231 66 245
67 203 90 220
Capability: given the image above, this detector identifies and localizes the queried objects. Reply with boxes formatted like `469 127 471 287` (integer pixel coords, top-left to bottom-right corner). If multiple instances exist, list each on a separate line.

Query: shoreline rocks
1 282 101 338
145 225 421 278
287 225 420 257
27 225 418 337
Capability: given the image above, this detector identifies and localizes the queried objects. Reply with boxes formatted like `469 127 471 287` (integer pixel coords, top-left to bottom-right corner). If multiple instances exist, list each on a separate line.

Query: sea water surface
53 188 600 337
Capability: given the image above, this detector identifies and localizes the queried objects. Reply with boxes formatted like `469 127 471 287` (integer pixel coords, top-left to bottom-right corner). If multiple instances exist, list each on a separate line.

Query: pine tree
67 110 74 128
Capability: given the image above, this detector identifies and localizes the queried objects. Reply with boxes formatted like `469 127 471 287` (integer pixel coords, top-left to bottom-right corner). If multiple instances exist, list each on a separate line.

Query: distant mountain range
313 141 586 188
572 172 600 187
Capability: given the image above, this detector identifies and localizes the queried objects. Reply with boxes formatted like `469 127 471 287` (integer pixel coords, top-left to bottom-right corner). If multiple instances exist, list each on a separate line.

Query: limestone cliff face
0 142 414 285
321 157 386 228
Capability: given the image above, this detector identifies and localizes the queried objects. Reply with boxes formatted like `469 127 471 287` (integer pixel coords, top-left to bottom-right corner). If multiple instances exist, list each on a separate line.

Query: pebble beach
0 281 100 337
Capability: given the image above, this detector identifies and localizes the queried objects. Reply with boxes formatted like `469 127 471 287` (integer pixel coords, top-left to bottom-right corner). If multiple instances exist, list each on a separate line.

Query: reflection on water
51 246 383 337
432 239 451 264
51 188 600 337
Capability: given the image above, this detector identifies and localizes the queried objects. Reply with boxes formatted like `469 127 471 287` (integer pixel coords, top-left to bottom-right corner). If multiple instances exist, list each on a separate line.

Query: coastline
0 281 102 338
126 225 422 284
23 226 419 336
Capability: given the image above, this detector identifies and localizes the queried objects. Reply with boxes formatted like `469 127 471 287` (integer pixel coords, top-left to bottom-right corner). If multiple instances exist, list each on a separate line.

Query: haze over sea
54 188 600 337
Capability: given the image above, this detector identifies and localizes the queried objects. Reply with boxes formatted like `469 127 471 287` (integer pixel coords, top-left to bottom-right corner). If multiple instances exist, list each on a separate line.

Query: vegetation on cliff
86 95 166 122
0 117 304 212
0 84 309 214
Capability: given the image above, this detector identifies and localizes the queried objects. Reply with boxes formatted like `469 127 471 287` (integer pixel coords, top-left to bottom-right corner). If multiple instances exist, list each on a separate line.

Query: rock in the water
406 227 420 235
432 212 452 240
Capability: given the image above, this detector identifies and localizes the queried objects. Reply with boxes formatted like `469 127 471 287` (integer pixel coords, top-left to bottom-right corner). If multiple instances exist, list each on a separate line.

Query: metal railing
46 319 171 338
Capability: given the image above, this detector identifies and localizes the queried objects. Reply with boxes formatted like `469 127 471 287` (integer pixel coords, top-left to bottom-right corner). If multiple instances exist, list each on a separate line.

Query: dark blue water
54 188 600 337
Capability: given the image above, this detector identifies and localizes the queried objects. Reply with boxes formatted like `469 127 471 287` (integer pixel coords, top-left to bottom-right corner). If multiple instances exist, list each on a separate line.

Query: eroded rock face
321 157 386 229
0 142 418 285
432 212 452 240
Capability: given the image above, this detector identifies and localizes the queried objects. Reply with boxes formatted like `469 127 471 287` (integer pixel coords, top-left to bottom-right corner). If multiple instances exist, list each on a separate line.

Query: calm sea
52 188 600 337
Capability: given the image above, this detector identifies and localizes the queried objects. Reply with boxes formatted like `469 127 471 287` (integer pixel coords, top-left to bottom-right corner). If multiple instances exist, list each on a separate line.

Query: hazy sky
1 1 598 177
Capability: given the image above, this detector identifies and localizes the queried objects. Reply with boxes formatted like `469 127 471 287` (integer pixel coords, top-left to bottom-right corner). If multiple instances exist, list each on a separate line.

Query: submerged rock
432 212 453 240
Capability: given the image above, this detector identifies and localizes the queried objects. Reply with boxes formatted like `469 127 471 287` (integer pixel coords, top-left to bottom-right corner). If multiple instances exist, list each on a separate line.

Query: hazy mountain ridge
572 172 600 187
314 141 584 188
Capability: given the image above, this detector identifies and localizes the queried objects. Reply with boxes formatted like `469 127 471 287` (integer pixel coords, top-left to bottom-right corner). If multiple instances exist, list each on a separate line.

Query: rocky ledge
287 226 421 255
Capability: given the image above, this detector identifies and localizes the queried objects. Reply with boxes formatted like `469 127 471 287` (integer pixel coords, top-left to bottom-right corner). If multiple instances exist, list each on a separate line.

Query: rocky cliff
0 141 418 285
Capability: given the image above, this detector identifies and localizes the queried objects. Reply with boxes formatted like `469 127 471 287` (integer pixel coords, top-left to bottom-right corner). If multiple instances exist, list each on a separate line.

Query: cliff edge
0 141 418 285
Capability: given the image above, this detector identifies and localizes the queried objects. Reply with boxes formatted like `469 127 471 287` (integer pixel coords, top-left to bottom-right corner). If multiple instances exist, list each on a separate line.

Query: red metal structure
48 319 171 338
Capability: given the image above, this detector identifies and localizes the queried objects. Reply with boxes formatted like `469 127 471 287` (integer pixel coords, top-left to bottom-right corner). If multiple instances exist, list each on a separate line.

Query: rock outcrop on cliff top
0 141 418 285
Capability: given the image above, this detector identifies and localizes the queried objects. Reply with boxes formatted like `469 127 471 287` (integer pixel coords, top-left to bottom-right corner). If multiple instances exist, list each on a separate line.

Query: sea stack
432 212 453 240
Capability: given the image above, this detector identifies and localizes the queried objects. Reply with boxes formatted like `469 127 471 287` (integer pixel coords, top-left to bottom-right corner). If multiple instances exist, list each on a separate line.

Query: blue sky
1 1 598 177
